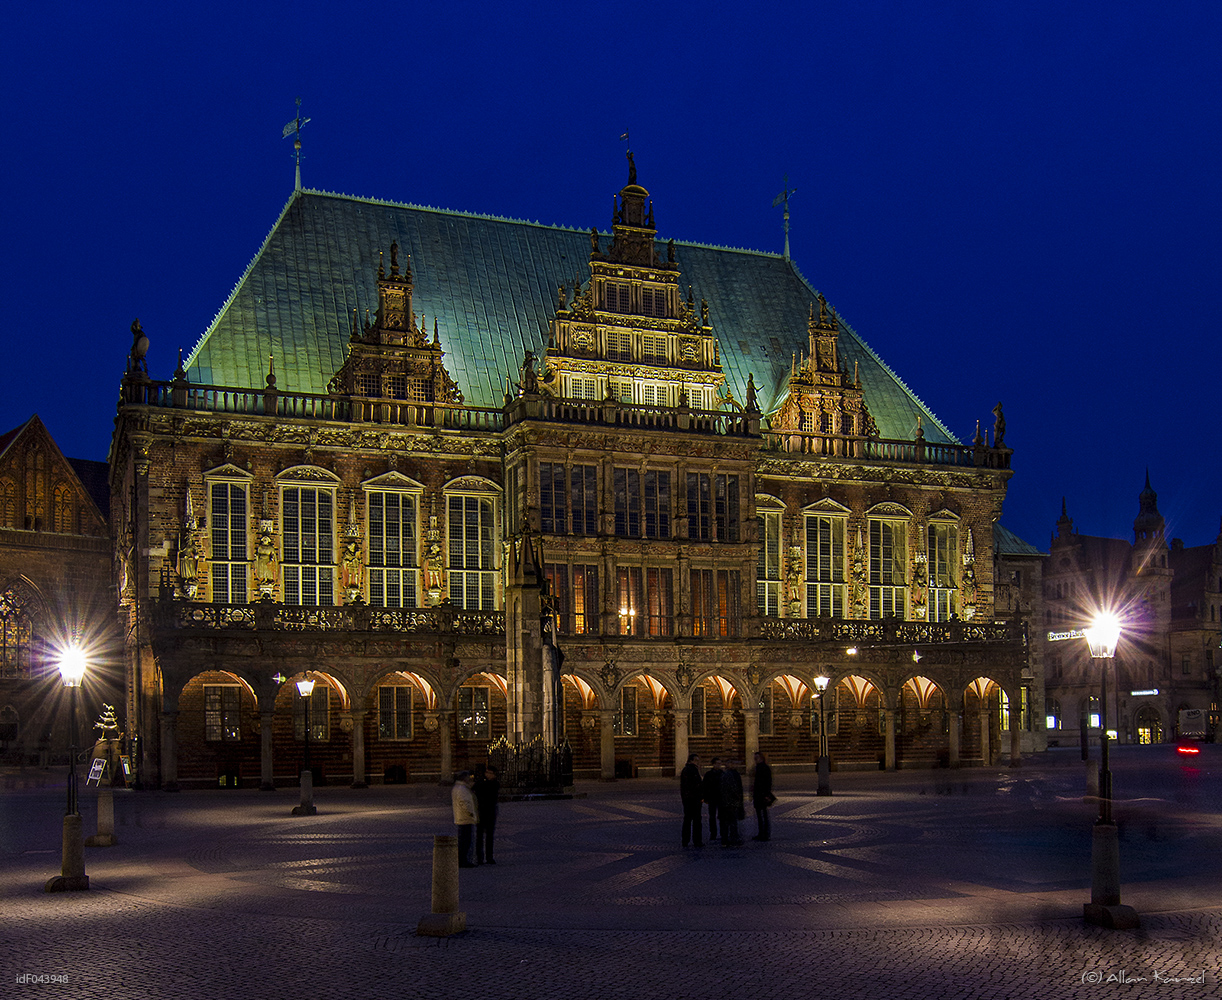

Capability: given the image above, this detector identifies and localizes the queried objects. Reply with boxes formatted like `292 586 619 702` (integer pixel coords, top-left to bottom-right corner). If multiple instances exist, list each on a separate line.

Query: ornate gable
539 153 727 412
770 294 878 437
327 242 463 405
0 416 107 536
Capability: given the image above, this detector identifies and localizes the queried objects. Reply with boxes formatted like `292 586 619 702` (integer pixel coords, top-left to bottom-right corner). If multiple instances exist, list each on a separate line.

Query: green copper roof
993 522 1046 558
186 189 958 443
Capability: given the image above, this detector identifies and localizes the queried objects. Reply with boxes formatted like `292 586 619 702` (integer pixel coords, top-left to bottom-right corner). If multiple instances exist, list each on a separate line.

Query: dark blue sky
4 1 1219 549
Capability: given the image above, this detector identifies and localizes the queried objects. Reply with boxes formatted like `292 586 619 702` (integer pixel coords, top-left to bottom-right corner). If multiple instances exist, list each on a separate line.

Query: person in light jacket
451 771 479 868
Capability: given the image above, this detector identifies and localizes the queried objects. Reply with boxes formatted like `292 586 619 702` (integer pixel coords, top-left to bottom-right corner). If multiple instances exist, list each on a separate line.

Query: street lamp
292 675 318 816
45 644 89 891
814 674 832 797
1081 613 1137 928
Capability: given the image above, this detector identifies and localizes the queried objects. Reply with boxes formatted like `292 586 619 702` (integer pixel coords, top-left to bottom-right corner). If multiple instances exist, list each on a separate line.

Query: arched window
52 483 74 534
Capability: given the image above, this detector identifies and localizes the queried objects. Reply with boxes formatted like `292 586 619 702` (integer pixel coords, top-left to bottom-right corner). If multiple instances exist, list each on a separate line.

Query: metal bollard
417 834 466 936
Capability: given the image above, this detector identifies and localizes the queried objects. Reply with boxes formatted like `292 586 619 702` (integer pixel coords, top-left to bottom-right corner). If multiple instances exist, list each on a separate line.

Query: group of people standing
450 764 501 867
680 752 774 848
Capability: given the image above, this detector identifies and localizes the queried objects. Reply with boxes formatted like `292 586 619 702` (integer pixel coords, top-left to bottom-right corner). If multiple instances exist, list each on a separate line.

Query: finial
173 348 186 381
1061 496 1068 517
433 318 440 345
266 354 276 390
378 250 384 279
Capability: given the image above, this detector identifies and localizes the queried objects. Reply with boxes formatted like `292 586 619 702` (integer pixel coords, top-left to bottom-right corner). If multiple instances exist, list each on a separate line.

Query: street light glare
296 677 316 697
57 645 88 688
1084 614 1121 659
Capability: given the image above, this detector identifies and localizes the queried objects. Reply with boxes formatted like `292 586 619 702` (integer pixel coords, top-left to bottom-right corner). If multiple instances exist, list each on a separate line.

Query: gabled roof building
111 160 1030 789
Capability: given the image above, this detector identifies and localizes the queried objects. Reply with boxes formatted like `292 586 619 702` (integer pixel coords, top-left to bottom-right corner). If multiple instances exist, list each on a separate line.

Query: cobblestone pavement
2 749 1220 999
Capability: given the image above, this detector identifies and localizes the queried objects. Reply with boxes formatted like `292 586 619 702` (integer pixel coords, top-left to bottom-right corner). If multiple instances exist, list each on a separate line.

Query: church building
110 157 1028 789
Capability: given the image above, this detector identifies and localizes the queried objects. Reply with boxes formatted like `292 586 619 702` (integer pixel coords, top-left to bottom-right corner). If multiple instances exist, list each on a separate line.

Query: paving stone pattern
2 753 1219 999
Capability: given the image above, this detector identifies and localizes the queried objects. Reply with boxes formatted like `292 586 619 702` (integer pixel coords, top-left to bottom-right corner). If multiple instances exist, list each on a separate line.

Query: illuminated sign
1130 689 1159 696
1047 629 1085 642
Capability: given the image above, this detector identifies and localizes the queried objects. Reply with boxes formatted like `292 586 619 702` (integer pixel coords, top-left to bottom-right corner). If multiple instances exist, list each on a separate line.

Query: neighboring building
994 522 1047 753
110 160 1028 789
0 415 121 765
1041 477 1221 746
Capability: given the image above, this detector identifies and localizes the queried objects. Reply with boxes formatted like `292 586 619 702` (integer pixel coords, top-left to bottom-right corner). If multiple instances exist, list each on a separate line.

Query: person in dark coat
701 756 723 843
719 759 744 847
474 763 501 865
679 753 703 848
751 751 774 841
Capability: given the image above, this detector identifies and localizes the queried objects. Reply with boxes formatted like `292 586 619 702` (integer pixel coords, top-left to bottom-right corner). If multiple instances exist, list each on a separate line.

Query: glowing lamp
296 677 316 697
814 675 830 693
1084 615 1120 659
58 646 88 688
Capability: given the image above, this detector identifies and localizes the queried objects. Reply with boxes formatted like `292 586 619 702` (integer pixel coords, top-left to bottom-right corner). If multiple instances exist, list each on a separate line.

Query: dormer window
605 281 631 313
641 287 667 318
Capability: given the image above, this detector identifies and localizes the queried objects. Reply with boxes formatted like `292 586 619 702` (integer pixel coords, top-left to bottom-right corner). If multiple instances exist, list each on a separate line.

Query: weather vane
772 174 797 260
282 97 311 192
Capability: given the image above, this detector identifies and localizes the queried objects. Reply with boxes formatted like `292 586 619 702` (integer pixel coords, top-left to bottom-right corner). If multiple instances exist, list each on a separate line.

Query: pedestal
85 784 118 847
1083 822 1139 929
292 769 317 815
417 835 466 936
45 814 89 892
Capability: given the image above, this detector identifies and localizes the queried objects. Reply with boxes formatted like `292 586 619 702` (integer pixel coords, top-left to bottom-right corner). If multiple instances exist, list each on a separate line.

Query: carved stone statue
342 540 364 602
992 402 1006 448
745 373 758 412
590 227 600 254
521 351 539 394
627 150 637 185
254 520 277 598
178 518 204 599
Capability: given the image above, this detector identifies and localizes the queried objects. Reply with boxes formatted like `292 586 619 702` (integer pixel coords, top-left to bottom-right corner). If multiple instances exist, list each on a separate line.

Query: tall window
687 473 711 540
617 566 673 636
569 376 598 400
757 511 782 616
690 686 706 737
448 495 496 610
714 475 740 541
687 473 739 541
928 522 958 621
209 482 248 604
692 569 741 637
614 469 641 537
52 484 74 533
613 685 638 736
869 519 907 619
641 332 667 361
204 685 241 742
378 686 413 739
643 471 670 539
458 686 490 739
0 478 16 529
293 685 329 741
806 515 846 618
368 491 418 608
546 564 599 635
283 487 335 606
0 584 36 678
541 464 596 535
607 328 632 359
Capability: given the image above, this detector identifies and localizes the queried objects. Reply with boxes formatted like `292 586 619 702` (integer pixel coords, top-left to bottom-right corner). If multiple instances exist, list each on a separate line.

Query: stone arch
1132 702 1164 744
963 675 1012 765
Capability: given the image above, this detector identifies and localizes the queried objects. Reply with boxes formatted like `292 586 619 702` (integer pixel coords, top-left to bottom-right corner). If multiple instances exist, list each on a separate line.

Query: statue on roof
745 373 758 413
128 319 149 375
590 227 600 254
992 402 1006 448
627 150 637 185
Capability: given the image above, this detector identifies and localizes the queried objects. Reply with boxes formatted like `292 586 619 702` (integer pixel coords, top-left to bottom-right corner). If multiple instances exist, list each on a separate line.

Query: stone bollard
45 814 89 892
292 769 317 816
86 782 118 847
417 834 466 936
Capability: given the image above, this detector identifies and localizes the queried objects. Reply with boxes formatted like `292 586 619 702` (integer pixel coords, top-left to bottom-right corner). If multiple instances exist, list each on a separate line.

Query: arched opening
177 669 259 788
367 669 437 784
1134 705 1163 744
897 676 949 766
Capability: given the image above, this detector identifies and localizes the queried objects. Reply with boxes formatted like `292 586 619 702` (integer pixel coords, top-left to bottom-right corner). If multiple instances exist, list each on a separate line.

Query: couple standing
680 752 773 847
451 764 501 867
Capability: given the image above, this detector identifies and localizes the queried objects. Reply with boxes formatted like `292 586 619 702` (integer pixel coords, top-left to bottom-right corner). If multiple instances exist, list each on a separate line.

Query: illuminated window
641 333 667 363
607 328 632 359
209 481 249 604
545 564 599 635
447 494 497 610
569 376 598 400
52 483 74 534
617 567 672 636
378 686 412 739
869 519 907 618
458 686 490 740
806 514 846 617
928 522 957 621
0 478 16 529
204 685 241 742
282 486 335 606
367 490 418 608
757 510 782 616
688 473 739 541
998 690 1011 732
692 569 741 637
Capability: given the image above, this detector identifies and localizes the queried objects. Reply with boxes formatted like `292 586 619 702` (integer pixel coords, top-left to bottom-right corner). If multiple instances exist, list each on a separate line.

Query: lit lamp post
815 675 832 796
292 675 318 816
45 644 89 891
1082 614 1138 928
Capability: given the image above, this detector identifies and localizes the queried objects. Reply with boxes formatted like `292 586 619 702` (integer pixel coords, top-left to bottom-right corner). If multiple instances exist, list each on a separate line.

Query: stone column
159 711 179 792
884 707 897 770
672 709 690 777
979 706 991 765
260 711 275 790
599 709 616 780
741 706 760 762
436 711 454 780
348 710 367 788
1009 720 1022 767
948 709 961 768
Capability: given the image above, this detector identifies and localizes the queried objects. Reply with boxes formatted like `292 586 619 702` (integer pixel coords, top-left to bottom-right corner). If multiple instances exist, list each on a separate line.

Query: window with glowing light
282 486 335 606
457 687 490 740
293 685 329 741
204 685 242 742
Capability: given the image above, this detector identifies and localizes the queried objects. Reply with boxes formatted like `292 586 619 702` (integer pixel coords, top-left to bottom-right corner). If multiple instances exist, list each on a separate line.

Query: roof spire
772 175 797 260
281 97 311 192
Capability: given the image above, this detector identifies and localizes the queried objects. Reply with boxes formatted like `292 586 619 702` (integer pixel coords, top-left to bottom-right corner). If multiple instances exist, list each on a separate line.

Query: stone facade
1041 478 1221 746
110 163 1031 789
0 416 121 766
